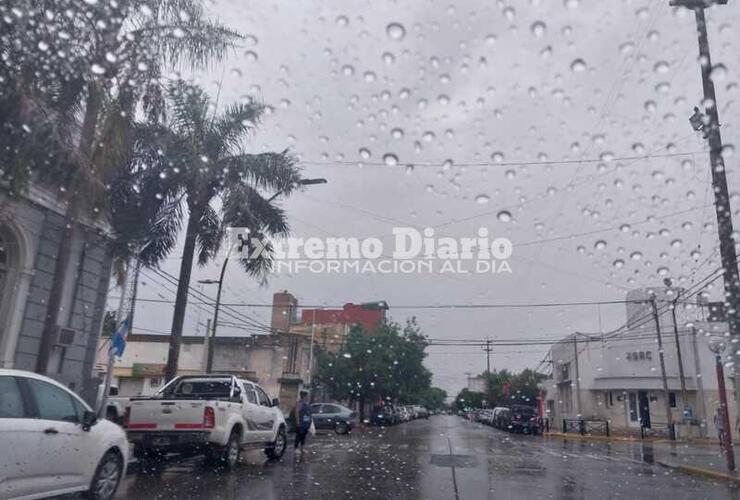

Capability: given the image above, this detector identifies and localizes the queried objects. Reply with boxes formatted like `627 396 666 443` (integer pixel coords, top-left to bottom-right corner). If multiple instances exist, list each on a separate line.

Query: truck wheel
217 431 241 468
265 428 287 460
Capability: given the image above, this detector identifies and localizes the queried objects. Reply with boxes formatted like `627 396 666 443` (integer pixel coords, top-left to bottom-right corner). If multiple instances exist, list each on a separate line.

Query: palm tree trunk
36 82 102 374
164 204 202 382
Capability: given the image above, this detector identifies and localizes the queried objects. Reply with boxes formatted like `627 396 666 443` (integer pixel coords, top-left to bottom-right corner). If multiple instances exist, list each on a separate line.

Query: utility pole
307 309 317 385
201 318 211 374
482 338 492 373
691 327 708 436
669 294 689 415
671 0 740 415
572 335 581 416
650 297 676 440
713 347 736 471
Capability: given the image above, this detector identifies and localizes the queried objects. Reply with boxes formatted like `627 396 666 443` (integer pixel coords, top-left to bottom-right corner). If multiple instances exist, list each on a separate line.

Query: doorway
638 391 651 428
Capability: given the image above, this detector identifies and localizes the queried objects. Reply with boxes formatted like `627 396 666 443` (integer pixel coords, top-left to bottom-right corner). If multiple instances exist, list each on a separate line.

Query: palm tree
132 81 301 381
0 0 242 373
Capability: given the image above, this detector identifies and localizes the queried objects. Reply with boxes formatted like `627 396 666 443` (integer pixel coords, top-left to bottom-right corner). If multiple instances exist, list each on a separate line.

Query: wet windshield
2 0 740 499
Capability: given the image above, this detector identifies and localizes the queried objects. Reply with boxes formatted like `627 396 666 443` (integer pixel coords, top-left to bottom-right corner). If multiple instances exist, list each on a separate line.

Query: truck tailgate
127 399 208 431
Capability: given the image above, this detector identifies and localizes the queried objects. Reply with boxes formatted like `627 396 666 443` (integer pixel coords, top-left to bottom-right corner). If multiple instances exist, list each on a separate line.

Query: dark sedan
310 403 357 434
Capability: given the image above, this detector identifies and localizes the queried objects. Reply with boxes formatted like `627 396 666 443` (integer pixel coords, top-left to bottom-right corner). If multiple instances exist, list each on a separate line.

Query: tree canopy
455 368 546 409
315 318 432 419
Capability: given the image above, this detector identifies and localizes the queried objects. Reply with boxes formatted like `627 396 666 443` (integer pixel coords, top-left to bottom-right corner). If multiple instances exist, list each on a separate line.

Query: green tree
480 368 544 407
315 319 431 421
0 0 241 374
419 387 447 411
135 81 300 381
508 369 546 405
454 389 484 410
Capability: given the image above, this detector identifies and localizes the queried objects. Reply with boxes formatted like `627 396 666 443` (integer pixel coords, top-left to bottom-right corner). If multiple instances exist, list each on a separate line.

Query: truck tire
265 427 287 460
210 430 240 468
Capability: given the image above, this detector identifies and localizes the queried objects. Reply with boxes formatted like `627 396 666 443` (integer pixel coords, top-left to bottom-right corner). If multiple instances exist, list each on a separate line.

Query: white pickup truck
122 375 287 466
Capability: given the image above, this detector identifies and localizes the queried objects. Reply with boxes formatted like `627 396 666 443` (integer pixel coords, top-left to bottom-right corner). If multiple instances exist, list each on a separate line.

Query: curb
657 461 740 484
542 432 655 443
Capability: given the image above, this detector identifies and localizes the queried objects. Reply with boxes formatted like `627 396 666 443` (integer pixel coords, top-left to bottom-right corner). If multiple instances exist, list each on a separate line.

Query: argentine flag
111 318 130 357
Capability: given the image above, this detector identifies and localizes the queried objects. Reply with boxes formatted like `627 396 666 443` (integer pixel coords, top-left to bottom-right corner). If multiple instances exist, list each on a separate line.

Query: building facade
96 332 313 413
269 291 389 353
544 288 734 438
0 187 112 404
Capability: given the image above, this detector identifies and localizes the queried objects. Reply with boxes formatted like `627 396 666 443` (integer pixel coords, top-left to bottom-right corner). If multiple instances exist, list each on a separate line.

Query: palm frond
222 185 290 236
220 150 301 193
195 203 223 265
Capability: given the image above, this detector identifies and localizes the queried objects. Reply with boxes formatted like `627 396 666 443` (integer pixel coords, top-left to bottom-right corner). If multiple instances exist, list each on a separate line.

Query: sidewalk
544 432 740 483
649 441 740 483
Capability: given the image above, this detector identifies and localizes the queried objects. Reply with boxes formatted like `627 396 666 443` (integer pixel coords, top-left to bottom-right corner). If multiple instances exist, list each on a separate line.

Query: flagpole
98 264 129 417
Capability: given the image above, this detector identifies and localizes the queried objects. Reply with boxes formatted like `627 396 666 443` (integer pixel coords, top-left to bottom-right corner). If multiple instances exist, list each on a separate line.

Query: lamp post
199 178 327 373
708 336 735 471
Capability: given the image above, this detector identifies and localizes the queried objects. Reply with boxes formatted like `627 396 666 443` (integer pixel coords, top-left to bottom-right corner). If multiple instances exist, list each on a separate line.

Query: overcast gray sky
118 0 740 395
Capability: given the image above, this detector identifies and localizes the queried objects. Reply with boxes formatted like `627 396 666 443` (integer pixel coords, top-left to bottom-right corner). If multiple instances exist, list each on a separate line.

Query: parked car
492 407 511 429
370 404 398 426
411 405 429 419
310 403 357 434
398 406 412 422
478 409 494 426
0 369 129 500
123 375 287 467
509 405 540 434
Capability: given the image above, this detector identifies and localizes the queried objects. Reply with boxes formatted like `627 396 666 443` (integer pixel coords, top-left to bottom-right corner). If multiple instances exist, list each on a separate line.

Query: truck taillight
203 406 215 429
123 407 131 428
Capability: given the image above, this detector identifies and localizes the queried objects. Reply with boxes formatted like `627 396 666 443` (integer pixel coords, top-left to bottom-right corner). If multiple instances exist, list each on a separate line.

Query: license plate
153 437 171 446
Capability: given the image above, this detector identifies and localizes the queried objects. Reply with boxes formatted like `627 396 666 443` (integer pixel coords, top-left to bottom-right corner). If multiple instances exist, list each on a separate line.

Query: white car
124 375 287 467
0 369 129 500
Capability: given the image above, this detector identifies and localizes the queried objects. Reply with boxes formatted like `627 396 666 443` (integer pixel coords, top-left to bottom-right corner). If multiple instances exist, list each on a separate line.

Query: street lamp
708 335 735 471
267 177 327 203
200 177 328 373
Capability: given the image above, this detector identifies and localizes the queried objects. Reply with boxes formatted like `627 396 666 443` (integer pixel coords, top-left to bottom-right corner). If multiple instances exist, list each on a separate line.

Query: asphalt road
112 415 740 500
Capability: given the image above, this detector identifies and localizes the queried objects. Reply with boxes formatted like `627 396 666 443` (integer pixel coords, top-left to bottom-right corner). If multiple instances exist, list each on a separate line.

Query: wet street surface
111 416 740 500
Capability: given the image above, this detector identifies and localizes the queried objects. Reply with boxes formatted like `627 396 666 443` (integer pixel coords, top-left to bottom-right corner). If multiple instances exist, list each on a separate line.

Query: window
628 393 638 422
255 386 271 407
669 392 677 408
244 387 258 404
311 404 323 414
323 404 341 414
604 391 614 408
0 376 25 418
26 378 80 423
560 362 570 381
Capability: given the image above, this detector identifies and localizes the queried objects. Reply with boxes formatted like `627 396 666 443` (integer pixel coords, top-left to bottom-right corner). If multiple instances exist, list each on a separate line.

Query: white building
543 288 735 438
467 375 487 393
95 332 314 412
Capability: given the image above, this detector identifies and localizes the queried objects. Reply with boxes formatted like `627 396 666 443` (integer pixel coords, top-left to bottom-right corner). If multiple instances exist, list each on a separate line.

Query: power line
298 150 703 169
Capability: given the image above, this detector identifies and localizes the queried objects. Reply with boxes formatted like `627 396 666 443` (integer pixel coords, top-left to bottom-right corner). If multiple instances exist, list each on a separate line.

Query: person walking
293 390 313 456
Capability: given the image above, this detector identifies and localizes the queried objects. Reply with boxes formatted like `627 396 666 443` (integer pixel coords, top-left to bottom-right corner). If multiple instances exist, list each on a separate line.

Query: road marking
447 436 461 500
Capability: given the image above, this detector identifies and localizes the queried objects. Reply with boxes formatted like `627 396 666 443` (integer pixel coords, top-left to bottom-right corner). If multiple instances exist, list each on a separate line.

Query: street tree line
0 0 300 380
454 369 545 410
315 318 447 420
